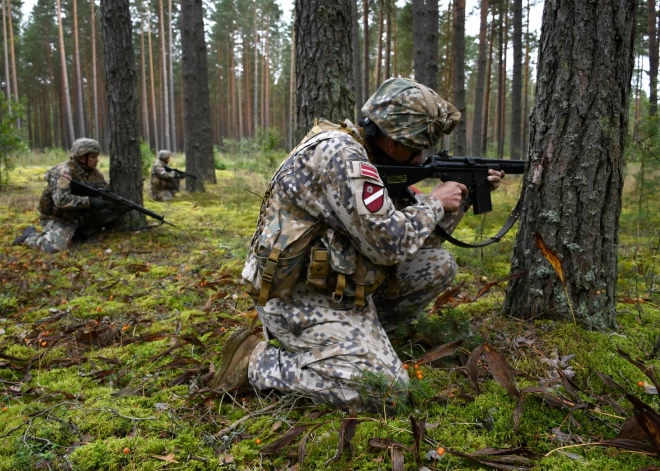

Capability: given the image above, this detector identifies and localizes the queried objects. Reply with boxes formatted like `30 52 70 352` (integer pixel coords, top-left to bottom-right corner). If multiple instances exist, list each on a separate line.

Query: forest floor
1 152 659 471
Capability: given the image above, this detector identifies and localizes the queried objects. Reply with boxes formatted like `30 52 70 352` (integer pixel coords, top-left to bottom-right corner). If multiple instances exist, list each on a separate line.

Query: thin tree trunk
238 37 244 139
482 11 495 155
471 0 488 156
73 0 85 136
2 0 11 103
384 0 391 80
169 0 177 150
253 9 259 132
452 0 466 156
147 7 159 150
496 3 505 159
245 39 252 136
351 0 363 117
393 6 397 77
510 0 523 160
634 54 642 139
181 0 216 187
92 0 101 140
376 0 384 86
265 20 270 130
159 0 170 150
648 0 658 116
56 0 75 145
443 2 452 96
500 2 509 158
362 0 369 99
139 4 150 144
7 0 18 128
288 25 295 149
521 0 530 155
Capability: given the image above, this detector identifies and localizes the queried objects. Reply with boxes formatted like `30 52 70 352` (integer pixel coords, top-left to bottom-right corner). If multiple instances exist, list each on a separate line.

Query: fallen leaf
151 453 178 464
418 339 464 365
467 343 485 395
484 344 520 398
261 424 316 454
535 232 564 282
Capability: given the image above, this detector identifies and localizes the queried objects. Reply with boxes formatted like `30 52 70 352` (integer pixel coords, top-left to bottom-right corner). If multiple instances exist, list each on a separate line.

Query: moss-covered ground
1 152 659 470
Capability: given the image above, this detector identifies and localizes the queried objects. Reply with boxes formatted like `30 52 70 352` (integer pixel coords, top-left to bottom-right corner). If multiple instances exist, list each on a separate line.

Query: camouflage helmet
158 150 171 161
71 138 101 159
361 78 461 150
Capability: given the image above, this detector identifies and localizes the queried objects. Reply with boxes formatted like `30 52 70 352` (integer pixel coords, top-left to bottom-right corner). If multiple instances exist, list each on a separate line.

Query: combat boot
12 226 37 246
211 328 260 390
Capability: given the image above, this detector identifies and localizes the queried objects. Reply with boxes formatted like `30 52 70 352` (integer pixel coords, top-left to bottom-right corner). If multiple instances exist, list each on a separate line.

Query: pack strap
258 248 282 306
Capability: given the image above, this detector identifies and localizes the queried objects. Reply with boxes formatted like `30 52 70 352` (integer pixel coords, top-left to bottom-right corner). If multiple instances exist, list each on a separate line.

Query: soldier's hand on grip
89 197 113 210
429 181 468 213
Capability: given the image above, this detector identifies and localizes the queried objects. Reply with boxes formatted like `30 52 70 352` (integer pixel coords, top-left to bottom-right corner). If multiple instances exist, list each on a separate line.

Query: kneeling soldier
12 138 122 253
150 150 181 202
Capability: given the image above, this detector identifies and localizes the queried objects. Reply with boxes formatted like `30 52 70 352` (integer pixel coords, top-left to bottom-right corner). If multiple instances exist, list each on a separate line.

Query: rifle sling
434 194 523 248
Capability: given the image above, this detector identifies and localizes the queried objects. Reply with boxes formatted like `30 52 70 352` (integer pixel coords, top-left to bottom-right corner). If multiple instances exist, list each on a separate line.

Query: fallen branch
213 402 279 438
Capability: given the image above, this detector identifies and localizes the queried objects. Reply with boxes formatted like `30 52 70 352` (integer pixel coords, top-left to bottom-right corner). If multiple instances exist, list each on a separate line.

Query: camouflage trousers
151 180 180 202
248 211 462 411
24 219 78 253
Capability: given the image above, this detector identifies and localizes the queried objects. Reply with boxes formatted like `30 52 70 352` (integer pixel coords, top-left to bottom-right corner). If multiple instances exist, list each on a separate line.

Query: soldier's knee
428 252 458 291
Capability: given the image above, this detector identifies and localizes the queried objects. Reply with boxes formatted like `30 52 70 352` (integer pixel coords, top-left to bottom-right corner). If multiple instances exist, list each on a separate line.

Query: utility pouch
246 205 320 306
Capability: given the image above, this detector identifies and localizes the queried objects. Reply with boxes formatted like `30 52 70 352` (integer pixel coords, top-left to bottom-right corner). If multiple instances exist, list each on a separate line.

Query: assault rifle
70 179 176 227
164 165 197 180
375 150 526 248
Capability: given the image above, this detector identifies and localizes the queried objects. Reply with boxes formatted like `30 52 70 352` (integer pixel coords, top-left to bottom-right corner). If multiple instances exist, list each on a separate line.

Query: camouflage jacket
38 159 107 222
243 119 447 305
151 160 178 191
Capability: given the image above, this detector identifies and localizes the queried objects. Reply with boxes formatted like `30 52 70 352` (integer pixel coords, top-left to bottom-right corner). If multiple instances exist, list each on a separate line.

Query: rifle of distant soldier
69 179 176 227
163 165 197 180
375 150 526 247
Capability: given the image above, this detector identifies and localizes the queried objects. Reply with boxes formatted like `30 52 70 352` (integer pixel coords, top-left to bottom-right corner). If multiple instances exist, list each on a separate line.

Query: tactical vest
244 119 390 307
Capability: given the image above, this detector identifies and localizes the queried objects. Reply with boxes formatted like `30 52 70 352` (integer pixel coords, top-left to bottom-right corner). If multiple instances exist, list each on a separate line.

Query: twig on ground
213 402 279 438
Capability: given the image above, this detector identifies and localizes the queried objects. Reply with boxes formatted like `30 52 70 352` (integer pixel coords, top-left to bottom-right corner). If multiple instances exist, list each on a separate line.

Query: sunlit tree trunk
452 0 466 156
73 0 85 136
294 0 354 141
351 0 363 116
504 0 636 329
56 0 75 145
92 0 101 140
181 0 216 188
139 4 150 144
169 0 177 150
100 0 145 226
362 0 369 99
147 7 159 150
471 0 488 156
482 10 494 155
158 0 170 150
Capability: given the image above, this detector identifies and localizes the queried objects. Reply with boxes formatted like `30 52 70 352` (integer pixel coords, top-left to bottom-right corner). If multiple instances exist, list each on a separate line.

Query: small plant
0 97 26 190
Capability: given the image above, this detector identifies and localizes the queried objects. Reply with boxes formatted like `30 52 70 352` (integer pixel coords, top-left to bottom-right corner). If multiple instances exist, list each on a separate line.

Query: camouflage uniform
150 150 180 202
243 79 464 411
22 139 121 253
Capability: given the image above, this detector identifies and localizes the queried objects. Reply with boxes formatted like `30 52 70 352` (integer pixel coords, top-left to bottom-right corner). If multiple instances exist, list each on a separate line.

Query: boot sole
213 329 253 387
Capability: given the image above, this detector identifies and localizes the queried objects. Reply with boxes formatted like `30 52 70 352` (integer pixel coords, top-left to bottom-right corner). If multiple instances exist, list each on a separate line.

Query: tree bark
503 0 636 330
376 0 384 86
253 8 259 132
56 0 75 146
168 0 177 150
362 0 369 100
471 0 488 156
139 3 150 145
158 0 170 150
521 0 530 155
289 24 296 149
510 0 523 160
100 0 145 226
482 11 494 155
351 0 363 117
2 0 11 103
7 0 18 129
147 8 159 150
384 0 391 80
181 0 216 189
452 0 466 156
73 0 86 137
412 0 439 90
294 0 354 142
92 0 101 141
648 0 658 116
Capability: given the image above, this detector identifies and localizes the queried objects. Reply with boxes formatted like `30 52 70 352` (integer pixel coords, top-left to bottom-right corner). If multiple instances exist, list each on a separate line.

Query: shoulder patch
360 163 380 180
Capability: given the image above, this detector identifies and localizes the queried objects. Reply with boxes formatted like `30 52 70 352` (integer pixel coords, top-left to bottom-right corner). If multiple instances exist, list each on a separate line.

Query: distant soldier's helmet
158 150 171 161
361 78 462 151
71 138 101 158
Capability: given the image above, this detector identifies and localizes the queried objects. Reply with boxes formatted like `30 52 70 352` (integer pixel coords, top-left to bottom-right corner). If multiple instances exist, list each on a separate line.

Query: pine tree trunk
139 5 150 145
253 9 259 132
100 0 145 226
147 8 159 150
648 0 658 116
362 0 369 99
56 0 75 146
265 23 270 130
351 0 363 117
503 0 636 330
376 0 383 86
73 0 85 137
288 25 296 149
2 0 11 103
393 7 397 77
482 11 494 155
521 0 530 156
510 0 523 160
158 0 170 150
238 37 244 139
471 0 488 156
495 4 505 159
451 0 466 156
384 0 391 80
294 0 354 141
92 0 101 141
181 0 216 189
168 0 177 150
7 0 18 128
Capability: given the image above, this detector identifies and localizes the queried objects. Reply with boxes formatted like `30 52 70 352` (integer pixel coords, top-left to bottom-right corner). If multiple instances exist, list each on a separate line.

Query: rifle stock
163 165 197 180
70 179 176 227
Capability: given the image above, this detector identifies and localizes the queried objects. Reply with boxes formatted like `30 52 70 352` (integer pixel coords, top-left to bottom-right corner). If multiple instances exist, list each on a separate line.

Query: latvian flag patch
363 182 385 213
360 163 380 180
